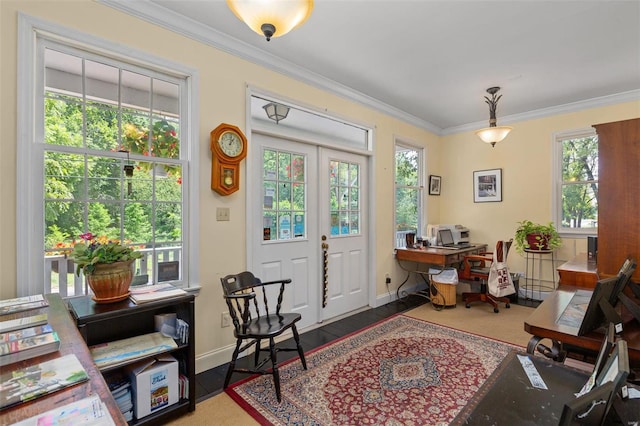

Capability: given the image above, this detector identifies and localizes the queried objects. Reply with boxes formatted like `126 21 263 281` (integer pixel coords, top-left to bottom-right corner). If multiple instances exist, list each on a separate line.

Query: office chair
460 239 513 313
221 271 307 402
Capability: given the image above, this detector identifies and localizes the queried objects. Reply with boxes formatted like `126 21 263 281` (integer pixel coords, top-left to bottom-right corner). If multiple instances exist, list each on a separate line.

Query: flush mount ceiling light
263 102 290 124
226 0 314 41
475 87 512 147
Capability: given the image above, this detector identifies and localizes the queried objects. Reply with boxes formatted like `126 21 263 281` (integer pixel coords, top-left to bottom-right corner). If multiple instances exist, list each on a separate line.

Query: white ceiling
103 0 640 134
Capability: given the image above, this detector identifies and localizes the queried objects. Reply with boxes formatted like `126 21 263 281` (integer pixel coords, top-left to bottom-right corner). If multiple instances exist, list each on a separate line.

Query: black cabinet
67 294 195 425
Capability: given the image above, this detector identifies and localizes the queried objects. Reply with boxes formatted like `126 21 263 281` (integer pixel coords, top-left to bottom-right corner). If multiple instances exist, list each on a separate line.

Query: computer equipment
434 229 472 249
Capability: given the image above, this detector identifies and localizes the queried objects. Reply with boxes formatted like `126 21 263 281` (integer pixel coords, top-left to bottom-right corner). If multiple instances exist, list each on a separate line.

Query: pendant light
226 0 314 41
475 87 512 147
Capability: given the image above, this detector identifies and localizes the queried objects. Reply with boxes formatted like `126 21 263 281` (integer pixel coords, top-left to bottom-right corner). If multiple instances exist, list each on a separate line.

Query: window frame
17 14 200 296
552 127 599 237
394 141 425 248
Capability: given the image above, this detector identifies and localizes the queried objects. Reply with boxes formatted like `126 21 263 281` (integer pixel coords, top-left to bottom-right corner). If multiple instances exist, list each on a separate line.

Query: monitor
438 229 455 245
578 277 622 336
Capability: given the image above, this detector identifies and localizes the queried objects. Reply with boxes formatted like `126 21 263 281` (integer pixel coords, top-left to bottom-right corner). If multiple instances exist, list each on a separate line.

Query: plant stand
522 249 557 302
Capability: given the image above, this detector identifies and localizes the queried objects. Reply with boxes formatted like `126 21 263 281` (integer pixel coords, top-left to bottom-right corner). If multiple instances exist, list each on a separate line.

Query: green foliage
395 149 419 232
514 220 562 254
561 136 598 228
68 233 143 276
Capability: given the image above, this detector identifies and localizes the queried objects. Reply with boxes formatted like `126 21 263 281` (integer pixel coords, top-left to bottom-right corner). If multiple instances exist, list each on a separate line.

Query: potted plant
69 232 143 303
514 220 562 254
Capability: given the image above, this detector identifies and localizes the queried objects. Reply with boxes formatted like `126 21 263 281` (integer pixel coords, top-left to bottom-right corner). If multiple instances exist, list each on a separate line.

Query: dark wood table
0 294 125 425
451 350 638 425
524 285 640 365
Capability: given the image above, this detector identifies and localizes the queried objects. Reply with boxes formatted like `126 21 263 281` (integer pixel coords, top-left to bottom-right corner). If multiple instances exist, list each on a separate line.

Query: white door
251 134 369 329
319 148 369 320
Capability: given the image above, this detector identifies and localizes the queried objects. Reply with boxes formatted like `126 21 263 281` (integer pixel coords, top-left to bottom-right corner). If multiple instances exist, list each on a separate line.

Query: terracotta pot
86 260 134 304
526 233 550 251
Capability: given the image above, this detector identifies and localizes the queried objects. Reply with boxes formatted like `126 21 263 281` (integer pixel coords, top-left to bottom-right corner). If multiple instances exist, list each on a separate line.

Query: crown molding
98 0 441 134
442 89 640 136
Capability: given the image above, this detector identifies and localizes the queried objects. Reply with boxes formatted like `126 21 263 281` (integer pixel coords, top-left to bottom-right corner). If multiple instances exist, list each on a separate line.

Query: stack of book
178 374 189 399
129 283 187 304
0 295 59 366
107 376 134 422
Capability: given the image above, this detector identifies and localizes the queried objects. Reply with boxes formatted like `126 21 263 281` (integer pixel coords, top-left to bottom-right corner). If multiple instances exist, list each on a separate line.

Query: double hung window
394 143 424 247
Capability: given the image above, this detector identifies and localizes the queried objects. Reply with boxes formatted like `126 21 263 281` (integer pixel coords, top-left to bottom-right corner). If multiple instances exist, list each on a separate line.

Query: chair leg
292 324 307 370
254 338 261 367
269 337 282 402
224 339 243 389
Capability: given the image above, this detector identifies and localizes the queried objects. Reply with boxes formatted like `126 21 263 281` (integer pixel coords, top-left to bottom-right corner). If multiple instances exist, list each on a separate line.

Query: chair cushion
469 267 490 275
238 313 302 339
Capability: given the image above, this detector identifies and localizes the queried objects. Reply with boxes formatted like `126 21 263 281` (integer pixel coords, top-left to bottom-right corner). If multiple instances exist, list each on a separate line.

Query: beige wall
1 1 638 372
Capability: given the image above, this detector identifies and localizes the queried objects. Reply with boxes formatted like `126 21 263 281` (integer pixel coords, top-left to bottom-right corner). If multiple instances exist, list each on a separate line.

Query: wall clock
210 123 248 195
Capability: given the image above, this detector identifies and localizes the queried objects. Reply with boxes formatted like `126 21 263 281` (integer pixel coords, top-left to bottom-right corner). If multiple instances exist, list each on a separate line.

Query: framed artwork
429 175 441 195
473 168 502 203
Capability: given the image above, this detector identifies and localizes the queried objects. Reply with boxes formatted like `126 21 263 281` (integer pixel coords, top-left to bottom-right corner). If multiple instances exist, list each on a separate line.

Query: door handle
322 235 328 307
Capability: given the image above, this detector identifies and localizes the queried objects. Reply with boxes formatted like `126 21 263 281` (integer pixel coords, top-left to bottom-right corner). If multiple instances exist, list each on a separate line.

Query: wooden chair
221 271 307 402
460 239 513 313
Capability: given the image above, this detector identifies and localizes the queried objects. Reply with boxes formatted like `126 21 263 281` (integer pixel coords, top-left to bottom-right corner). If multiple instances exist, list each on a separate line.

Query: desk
451 351 633 425
557 253 599 288
395 245 487 308
0 294 125 425
524 285 640 366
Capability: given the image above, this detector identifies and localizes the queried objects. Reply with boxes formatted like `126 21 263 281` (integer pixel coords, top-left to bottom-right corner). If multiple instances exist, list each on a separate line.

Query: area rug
226 314 521 425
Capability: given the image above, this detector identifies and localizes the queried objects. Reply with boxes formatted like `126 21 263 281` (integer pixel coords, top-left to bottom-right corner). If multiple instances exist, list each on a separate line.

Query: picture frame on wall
473 168 502 202
429 175 441 195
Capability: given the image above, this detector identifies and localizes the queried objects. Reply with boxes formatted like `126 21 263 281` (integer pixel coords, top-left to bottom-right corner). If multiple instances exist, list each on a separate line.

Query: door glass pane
329 160 360 236
262 148 307 241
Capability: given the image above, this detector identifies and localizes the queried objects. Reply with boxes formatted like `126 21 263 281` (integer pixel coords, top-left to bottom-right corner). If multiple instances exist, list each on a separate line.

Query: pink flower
79 232 94 241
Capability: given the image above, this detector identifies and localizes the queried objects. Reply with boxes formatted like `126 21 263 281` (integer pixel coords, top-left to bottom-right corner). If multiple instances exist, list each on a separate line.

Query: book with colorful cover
0 353 89 409
0 313 48 334
1 323 53 342
0 331 60 366
0 298 49 316
129 283 187 304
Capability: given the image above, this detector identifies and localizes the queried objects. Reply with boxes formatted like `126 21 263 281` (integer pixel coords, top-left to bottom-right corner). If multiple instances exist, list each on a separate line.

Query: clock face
218 131 244 158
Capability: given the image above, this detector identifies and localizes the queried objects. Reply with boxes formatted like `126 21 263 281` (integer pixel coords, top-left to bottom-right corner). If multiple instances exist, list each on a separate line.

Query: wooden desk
395 244 487 267
524 285 640 366
395 245 487 307
0 294 125 425
557 253 599 288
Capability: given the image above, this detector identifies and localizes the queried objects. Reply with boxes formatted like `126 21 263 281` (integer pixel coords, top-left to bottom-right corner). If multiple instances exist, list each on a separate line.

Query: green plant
68 232 143 276
514 220 562 254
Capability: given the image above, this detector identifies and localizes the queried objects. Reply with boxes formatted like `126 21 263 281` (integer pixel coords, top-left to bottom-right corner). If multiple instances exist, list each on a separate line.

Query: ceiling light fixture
263 102 290 124
475 87 512 147
226 0 314 41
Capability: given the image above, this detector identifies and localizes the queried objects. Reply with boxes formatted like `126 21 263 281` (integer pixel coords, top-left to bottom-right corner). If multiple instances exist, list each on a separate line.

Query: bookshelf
0 294 126 425
67 294 196 425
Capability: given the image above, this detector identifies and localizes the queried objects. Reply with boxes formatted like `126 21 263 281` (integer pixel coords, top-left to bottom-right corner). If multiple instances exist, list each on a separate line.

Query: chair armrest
256 278 293 287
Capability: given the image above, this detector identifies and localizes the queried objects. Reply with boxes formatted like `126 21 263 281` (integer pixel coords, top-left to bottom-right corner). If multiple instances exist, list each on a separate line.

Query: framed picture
429 175 441 195
473 168 502 203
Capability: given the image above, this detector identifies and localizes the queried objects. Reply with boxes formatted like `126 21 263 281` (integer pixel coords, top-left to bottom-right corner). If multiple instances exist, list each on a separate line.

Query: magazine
1 323 53 342
0 353 89 409
0 299 49 316
129 283 186 304
90 331 178 369
0 313 48 334
11 395 115 426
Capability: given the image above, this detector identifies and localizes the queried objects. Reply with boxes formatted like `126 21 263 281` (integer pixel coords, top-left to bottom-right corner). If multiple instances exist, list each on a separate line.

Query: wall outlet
221 312 231 328
385 275 391 284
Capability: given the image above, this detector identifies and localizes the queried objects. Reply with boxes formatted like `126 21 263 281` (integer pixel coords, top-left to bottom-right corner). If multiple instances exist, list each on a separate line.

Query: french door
250 134 369 329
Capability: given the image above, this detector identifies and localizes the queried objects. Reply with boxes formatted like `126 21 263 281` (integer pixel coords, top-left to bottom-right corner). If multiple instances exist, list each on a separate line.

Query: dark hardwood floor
194 297 427 402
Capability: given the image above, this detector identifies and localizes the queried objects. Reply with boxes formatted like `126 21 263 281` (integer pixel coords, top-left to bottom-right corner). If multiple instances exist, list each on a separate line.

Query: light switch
216 207 230 221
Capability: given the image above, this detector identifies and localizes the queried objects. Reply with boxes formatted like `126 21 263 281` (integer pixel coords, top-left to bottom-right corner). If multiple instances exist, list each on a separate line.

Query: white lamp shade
227 0 314 39
475 126 512 144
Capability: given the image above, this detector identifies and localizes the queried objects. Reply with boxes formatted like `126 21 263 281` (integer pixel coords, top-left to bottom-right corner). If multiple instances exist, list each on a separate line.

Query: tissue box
127 355 179 419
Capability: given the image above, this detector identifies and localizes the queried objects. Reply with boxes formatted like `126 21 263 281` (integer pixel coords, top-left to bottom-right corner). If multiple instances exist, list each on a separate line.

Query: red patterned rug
226 314 521 425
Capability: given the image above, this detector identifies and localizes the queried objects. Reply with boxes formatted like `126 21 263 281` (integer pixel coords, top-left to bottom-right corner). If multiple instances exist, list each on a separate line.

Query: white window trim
393 139 425 248
551 127 598 238
17 13 201 296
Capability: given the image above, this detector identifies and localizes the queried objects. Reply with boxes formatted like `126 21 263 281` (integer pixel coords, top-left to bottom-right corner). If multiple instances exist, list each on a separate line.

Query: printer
425 224 470 245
